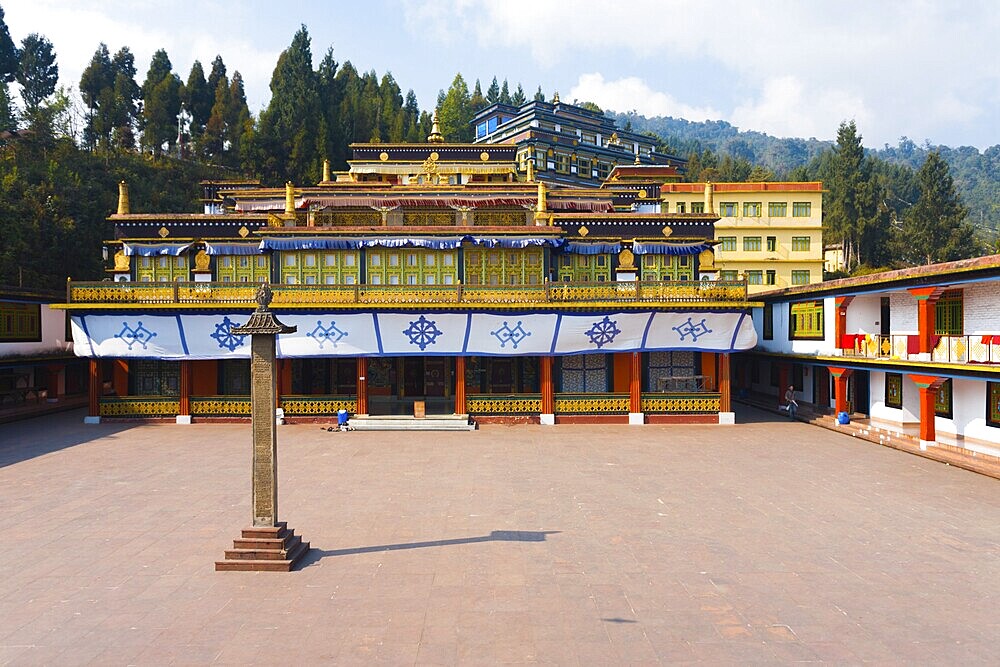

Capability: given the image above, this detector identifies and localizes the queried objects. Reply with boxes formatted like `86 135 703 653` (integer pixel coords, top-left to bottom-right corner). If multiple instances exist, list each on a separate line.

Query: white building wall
868 371 919 424
846 295 881 335
962 281 1000 334
948 379 1000 455
889 291 917 334
1 305 73 356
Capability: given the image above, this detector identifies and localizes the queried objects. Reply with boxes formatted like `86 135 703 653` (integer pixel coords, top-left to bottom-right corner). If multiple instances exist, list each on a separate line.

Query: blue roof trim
632 242 711 256
563 242 621 255
203 242 262 256
121 242 193 257
259 236 564 252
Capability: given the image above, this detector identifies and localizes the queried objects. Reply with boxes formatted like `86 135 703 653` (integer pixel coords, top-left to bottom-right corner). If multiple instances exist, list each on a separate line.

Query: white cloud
568 73 721 121
730 76 870 140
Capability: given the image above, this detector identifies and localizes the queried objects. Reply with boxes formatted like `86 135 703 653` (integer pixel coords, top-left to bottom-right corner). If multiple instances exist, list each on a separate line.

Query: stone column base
718 412 736 425
540 413 555 425
216 522 310 572
83 416 101 424
176 415 193 425
628 412 645 425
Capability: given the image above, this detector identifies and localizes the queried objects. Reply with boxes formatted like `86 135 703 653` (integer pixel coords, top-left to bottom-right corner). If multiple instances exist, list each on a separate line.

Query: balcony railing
65 279 749 308
842 334 1000 364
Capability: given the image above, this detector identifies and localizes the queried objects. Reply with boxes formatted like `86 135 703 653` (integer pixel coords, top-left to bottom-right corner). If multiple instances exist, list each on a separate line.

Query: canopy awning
203 242 262 256
258 236 565 252
632 242 712 256
562 242 622 255
121 242 193 257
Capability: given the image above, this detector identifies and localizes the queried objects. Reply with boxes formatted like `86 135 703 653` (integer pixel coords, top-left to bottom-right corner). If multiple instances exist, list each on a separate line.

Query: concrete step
215 541 310 572
225 535 303 560
349 414 476 431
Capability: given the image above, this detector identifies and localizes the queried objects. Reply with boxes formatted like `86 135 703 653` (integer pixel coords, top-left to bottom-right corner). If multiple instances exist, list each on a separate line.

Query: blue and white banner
72 310 756 359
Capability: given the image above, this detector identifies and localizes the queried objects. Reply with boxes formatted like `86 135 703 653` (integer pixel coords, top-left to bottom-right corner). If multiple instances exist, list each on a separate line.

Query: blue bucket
837 411 850 425
337 409 349 426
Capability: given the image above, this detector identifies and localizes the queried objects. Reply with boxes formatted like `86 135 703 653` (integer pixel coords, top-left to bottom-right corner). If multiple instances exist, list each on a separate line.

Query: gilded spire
285 181 295 214
117 181 130 216
552 91 560 104
322 159 331 183
634 153 641 165
427 110 444 143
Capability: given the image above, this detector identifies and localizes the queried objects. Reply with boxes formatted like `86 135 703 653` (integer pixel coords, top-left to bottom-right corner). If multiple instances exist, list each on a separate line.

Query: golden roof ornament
552 91 560 103
427 110 444 143
117 181 130 215
634 153 641 165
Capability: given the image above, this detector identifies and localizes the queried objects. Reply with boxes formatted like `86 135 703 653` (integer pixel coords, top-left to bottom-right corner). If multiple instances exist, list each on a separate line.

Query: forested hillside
0 7 995 288
616 113 1000 238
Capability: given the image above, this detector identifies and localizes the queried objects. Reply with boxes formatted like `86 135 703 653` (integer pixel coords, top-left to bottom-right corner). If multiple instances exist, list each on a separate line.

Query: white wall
868 371 919 424
888 291 917 334
963 281 1000 334
846 295 880 334
947 378 1000 455
0 304 73 356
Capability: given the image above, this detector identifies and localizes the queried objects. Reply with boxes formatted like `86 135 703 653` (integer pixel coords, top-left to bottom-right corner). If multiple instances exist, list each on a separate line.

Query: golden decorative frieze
100 397 180 417
281 397 357 415
641 393 721 413
467 395 542 414
554 394 629 414
191 397 252 416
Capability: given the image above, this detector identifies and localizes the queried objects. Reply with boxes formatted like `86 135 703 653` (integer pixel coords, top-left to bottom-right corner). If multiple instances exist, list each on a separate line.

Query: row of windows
0 301 41 342
885 374 954 419
673 202 706 214
520 150 616 180
718 236 812 252
760 300 824 340
725 269 811 286
717 201 813 217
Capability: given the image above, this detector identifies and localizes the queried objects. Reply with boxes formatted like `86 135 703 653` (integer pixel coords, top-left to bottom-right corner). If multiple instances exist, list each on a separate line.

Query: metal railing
65 279 749 307
842 334 1000 364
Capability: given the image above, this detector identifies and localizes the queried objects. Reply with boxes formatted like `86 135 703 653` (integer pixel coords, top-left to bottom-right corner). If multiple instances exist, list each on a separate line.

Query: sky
4 0 999 150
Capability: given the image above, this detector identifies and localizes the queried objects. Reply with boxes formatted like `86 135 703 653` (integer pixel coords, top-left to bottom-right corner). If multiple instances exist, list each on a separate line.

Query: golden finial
526 156 535 182
117 181 130 215
552 91 560 104
634 153 641 165
427 110 444 143
322 159 331 183
285 181 295 214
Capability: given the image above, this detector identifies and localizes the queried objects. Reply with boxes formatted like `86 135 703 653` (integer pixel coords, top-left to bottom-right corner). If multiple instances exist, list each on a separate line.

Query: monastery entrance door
368 357 452 415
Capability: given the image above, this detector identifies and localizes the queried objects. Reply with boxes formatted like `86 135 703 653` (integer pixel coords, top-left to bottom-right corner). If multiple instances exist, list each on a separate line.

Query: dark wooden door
403 358 423 396
425 358 447 397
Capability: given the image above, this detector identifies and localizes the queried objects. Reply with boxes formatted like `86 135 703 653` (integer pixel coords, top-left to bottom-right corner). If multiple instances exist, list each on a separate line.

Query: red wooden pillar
540 356 554 424
835 296 854 349
829 366 853 414
86 359 101 422
179 360 192 420
777 363 790 407
629 352 642 415
719 353 731 414
454 357 466 415
908 287 940 354
45 363 63 401
356 357 369 415
909 374 945 447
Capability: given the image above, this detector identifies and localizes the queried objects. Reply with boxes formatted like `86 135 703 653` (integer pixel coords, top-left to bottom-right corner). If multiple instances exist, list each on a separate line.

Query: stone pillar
216 283 309 572
356 357 369 415
718 353 733 424
454 357 466 415
909 287 940 355
829 367 853 415
628 352 643 425
85 359 101 424
540 356 554 425
177 361 192 424
909 374 944 449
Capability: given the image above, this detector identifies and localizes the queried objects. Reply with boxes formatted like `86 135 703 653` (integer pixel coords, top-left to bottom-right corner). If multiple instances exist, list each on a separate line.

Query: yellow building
660 182 824 293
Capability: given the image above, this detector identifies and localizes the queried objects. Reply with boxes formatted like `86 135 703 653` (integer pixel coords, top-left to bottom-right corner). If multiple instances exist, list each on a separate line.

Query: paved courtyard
1 408 998 665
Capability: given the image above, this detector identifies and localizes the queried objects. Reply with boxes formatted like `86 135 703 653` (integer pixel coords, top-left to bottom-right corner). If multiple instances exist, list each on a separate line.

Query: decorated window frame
987 382 1000 429
935 379 953 419
789 300 824 340
885 373 903 409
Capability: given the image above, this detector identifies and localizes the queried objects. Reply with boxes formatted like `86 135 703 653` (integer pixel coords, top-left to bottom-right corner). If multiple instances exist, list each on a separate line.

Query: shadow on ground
0 408 136 467
298 530 560 568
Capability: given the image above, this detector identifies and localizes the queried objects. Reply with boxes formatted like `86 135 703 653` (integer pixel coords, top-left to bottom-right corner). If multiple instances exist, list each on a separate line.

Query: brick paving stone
1 406 1000 664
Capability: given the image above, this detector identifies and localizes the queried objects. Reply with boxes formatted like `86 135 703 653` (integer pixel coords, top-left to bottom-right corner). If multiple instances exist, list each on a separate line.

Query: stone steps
349 414 477 431
216 522 310 572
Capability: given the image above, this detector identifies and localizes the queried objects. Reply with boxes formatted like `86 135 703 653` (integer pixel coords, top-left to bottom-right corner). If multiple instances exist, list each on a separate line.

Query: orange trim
540 357 554 414
629 352 642 413
454 357 466 415
356 358 368 415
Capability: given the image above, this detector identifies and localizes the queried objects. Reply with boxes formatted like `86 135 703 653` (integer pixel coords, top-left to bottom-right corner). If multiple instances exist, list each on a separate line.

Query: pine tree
110 47 140 150
825 121 875 271
181 61 212 142
470 79 485 113
403 89 421 143
511 83 526 106
486 77 500 104
499 79 511 105
533 86 545 102
206 56 227 104
253 25 321 184
0 6 17 85
80 44 113 149
16 34 59 116
901 151 977 264
0 82 14 130
140 49 182 156
438 73 471 142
